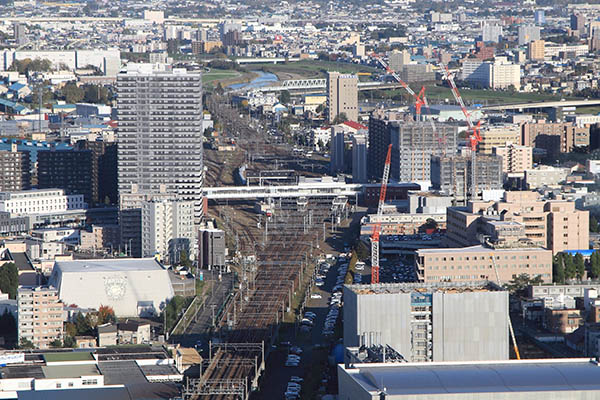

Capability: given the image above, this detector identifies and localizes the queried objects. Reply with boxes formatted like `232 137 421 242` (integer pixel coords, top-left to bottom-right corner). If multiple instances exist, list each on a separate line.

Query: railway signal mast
441 63 482 198
370 143 392 284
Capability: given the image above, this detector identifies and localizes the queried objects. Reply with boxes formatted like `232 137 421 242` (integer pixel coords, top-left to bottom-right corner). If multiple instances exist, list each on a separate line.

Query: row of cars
322 260 347 336
284 375 304 399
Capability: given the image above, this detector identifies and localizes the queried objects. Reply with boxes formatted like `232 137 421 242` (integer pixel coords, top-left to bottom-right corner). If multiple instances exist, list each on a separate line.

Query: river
228 70 278 91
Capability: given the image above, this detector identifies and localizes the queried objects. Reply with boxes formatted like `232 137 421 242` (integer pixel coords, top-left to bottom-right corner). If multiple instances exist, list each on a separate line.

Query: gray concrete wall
337 365 375 400
432 291 508 361
344 288 411 357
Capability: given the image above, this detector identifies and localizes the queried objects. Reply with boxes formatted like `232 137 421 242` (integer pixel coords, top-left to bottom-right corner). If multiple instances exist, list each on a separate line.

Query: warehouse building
343 282 508 363
48 258 174 317
338 358 600 400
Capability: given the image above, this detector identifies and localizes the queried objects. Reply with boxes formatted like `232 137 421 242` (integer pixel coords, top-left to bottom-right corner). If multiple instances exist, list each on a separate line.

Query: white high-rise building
518 25 541 45
141 197 195 262
117 64 204 223
482 23 503 43
462 57 520 89
327 71 358 123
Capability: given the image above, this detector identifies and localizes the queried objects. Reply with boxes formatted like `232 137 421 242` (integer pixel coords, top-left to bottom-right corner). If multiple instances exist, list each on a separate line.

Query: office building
343 282 508 362
535 9 546 24
481 22 503 43
571 13 586 34
462 57 520 89
37 149 97 206
389 50 410 71
141 197 195 263
119 189 175 258
518 25 541 45
431 153 503 202
17 286 63 349
444 191 589 254
338 359 600 400
390 122 458 183
525 165 570 189
493 143 533 176
0 189 85 216
117 63 204 223
48 258 174 317
416 245 552 284
522 122 590 158
367 111 395 180
0 145 30 192
199 227 226 269
326 71 358 123
330 125 345 174
352 134 367 183
478 124 521 154
13 23 27 45
528 39 545 61
399 64 435 83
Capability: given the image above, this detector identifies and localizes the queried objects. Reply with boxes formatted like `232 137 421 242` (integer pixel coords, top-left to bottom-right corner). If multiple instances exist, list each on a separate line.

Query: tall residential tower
117 64 204 223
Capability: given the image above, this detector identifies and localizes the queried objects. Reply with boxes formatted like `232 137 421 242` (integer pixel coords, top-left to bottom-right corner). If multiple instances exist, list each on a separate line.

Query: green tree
553 254 566 284
504 273 544 297
0 262 18 299
564 253 576 281
315 103 325 114
19 338 34 349
279 90 291 104
160 295 187 333
354 241 370 261
63 82 84 103
0 309 16 336
332 112 348 124
49 339 62 348
83 84 109 104
63 336 76 348
179 250 192 268
65 322 77 337
575 253 586 281
74 312 92 335
424 218 438 231
591 252 600 279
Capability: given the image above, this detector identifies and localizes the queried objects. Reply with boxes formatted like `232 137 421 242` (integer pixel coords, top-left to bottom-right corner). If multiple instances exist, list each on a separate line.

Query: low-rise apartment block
17 286 63 349
416 245 552 284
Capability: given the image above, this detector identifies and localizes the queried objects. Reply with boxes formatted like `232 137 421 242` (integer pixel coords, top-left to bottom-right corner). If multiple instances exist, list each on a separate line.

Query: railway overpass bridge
203 181 362 200
481 99 600 111
253 79 404 93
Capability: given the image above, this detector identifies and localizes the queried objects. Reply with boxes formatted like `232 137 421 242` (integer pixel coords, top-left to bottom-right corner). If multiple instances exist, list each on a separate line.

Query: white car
290 376 304 383
310 293 322 299
285 361 299 367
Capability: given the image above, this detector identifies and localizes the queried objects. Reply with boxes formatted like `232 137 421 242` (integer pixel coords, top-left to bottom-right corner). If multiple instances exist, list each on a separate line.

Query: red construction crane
372 54 446 155
370 143 392 284
441 63 482 197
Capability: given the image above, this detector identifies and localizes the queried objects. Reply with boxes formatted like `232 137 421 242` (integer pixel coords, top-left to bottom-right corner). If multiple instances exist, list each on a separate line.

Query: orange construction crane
370 143 393 284
441 63 482 197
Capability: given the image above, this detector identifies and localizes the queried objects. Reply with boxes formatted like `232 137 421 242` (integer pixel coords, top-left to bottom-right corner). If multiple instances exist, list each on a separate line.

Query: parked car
310 293 322 299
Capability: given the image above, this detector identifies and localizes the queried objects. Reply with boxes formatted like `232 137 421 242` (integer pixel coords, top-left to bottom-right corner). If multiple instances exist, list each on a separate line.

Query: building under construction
343 282 508 363
431 153 503 203
389 122 458 183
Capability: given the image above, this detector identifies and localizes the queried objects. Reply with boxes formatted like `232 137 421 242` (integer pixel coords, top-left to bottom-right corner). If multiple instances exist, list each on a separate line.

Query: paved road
171 271 234 350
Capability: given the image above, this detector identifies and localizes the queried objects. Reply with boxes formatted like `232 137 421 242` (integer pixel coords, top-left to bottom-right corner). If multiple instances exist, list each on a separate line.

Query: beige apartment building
416 245 552 284
18 286 63 349
528 39 545 61
478 125 521 154
444 191 588 254
327 71 358 123
493 143 533 176
522 122 590 157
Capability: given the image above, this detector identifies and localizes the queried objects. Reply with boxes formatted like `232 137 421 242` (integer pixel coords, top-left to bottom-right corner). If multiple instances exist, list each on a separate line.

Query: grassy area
253 59 378 79
344 252 358 284
202 70 241 83
575 106 600 115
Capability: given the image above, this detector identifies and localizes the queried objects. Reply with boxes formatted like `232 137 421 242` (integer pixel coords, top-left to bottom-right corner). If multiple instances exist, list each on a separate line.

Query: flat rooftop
54 258 164 273
416 245 547 254
43 351 94 363
340 359 600 395
346 281 501 295
42 364 101 379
